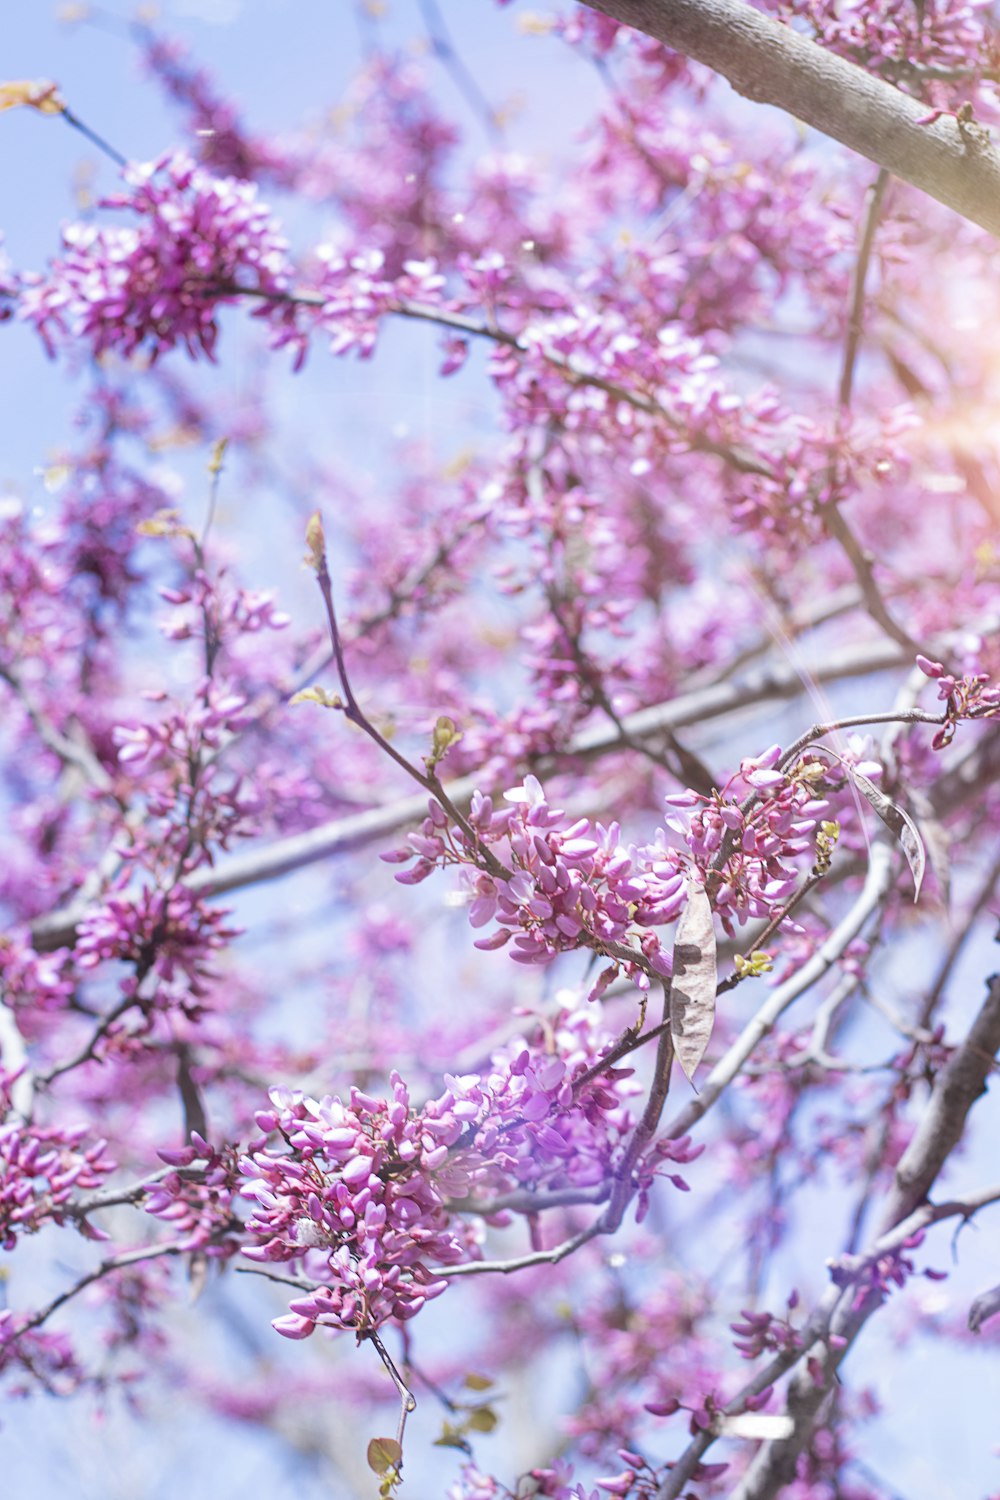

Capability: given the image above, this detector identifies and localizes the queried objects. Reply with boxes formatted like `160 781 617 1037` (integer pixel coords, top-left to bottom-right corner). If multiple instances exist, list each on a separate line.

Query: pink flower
21 151 297 363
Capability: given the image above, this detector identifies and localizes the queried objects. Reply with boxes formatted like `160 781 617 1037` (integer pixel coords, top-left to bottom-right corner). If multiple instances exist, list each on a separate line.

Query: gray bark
583 0 1000 240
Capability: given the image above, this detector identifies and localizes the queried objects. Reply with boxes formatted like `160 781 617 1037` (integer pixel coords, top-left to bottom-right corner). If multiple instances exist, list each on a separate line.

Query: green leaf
0 79 66 114
462 1372 494 1392
466 1405 498 1433
366 1437 402 1475
433 1423 472 1453
304 510 326 572
289 686 342 709
427 714 462 770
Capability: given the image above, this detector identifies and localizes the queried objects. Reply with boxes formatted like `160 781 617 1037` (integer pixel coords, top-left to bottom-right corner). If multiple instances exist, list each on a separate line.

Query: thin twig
308 516 512 885
366 1327 417 1451
838 169 890 411
599 986 675 1231
14 1241 184 1338
439 1223 601 1278
62 106 128 168
417 0 503 142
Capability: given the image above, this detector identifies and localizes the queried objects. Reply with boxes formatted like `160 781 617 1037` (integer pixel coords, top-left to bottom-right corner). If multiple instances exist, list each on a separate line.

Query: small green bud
426 714 462 770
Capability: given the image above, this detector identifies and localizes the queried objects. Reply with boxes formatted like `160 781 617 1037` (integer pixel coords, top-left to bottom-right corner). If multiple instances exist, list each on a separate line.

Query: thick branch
877 972 1000 1231
0 1000 33 1119
583 0 1000 240
731 973 1000 1499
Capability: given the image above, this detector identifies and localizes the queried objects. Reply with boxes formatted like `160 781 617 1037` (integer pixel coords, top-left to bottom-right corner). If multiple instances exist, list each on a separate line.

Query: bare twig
61 105 128 168
307 513 512 885
838 168 890 412
439 1223 602 1278
598 986 675 1231
14 1240 184 1339
822 504 920 653
417 0 503 142
445 1183 610 1216
366 1327 417 1451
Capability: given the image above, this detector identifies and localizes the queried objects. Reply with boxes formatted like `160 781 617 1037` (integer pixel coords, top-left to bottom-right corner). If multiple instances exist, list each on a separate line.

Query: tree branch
730 973 1000 1499
582 0 1000 240
13 1240 184 1339
877 972 1000 1231
666 833 896 1147
28 638 911 951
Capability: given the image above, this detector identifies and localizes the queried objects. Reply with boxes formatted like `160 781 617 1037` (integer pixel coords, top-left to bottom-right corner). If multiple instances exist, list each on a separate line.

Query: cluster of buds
384 776 687 983
308 249 450 361
730 1291 805 1361
917 654 1000 750
112 681 250 770
665 747 833 932
240 1005 699 1339
241 1074 480 1337
147 1134 244 1257
0 1121 115 1249
74 884 238 1006
388 751 835 975
0 1310 87 1397
827 1229 946 1310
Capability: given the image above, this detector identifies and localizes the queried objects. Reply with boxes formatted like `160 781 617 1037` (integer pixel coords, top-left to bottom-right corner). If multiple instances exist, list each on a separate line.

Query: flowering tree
2 2 1000 1496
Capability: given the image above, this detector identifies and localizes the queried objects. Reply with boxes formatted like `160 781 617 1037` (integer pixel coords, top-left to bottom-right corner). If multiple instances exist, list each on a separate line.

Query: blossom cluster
240 1005 699 1338
141 33 283 182
157 570 291 649
285 52 460 273
917 652 1000 748
387 751 835 976
0 1121 115 1250
432 1006 672 1206
0 936 76 1016
664 746 837 932
240 1072 480 1337
146 1134 243 1257
730 1291 805 1360
384 776 687 982
21 151 295 361
113 681 250 770
0 1311 88 1398
74 883 238 1010
762 0 993 99
304 249 453 361
565 1271 721 1462
827 1229 948 1309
